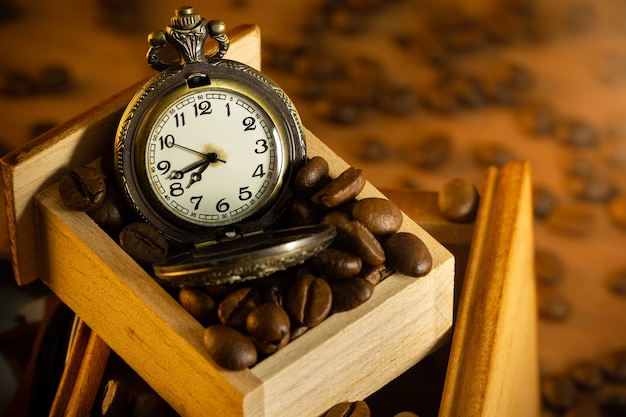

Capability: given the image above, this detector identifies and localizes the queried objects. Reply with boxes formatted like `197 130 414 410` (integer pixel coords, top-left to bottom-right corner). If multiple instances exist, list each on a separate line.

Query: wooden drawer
0 25 538 417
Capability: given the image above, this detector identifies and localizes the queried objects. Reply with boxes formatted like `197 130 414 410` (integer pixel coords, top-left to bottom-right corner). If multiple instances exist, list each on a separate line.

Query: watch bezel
115 59 306 244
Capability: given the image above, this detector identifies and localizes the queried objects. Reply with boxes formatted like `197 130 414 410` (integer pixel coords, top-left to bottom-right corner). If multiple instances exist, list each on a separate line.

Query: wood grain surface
1 0 626 411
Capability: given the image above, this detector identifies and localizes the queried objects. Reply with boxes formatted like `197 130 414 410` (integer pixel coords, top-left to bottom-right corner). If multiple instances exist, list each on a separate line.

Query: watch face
142 87 284 228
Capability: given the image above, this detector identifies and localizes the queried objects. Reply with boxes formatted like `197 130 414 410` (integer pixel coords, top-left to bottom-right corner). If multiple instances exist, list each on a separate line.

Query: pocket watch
114 7 335 286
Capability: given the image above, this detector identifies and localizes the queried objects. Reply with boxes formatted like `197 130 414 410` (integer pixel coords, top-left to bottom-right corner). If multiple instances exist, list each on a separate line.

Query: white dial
145 87 283 227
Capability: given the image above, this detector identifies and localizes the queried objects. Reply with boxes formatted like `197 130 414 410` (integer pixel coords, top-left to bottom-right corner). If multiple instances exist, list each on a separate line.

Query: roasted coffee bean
88 182 132 233
286 275 332 327
405 132 452 169
517 101 558 136
203 324 257 370
58 166 107 212
437 178 479 223
541 374 578 410
312 167 366 208
538 288 571 321
295 156 330 198
600 349 626 382
312 248 362 279
246 303 290 354
288 198 324 227
325 400 371 417
359 263 394 286
340 220 385 266
555 120 598 148
373 84 417 116
471 142 515 168
352 198 403 235
119 222 168 266
383 232 432 277
263 284 284 306
544 204 595 236
569 361 605 391
533 186 558 219
321 211 352 236
127 393 172 417
535 249 564 286
39 64 72 93
357 137 394 163
218 287 261 330
606 268 626 297
99 379 129 417
567 175 617 202
608 195 626 229
329 278 374 313
178 287 217 326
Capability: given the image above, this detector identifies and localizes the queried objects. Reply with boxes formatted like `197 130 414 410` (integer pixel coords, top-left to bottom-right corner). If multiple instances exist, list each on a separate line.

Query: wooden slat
0 24 261 286
439 161 540 417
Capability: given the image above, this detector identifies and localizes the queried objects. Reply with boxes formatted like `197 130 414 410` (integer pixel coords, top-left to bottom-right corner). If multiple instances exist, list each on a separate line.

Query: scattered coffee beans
286 274 333 327
58 166 107 212
203 324 258 370
382 232 432 277
119 222 169 267
537 288 571 321
311 166 366 208
437 177 479 223
352 198 403 235
178 287 218 326
295 156 330 198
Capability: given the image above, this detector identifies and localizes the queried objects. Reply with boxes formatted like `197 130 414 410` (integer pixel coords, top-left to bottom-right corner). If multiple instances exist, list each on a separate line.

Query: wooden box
1 25 459 417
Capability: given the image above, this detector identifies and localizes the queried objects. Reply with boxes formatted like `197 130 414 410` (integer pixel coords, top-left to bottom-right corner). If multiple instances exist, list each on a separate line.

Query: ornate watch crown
170 6 201 30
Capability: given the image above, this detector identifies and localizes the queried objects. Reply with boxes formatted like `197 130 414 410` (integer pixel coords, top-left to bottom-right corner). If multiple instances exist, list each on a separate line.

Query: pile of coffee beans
540 348 626 416
57 155 433 371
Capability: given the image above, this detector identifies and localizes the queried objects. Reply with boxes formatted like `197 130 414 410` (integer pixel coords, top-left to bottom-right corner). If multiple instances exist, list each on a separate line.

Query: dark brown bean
541 374 578 410
286 275 332 327
325 400 371 417
569 361 605 391
437 178 479 223
357 137 394 163
329 278 374 313
178 287 217 326
405 132 452 169
119 222 168 266
246 303 291 355
359 263 394 286
58 166 106 212
218 287 262 330
535 249 564 286
373 84 417 116
383 232 432 277
609 195 626 229
312 248 362 279
203 324 257 370
606 268 626 297
340 220 386 266
352 198 403 235
288 198 324 227
567 175 617 202
311 167 366 208
88 182 132 233
39 64 72 93
533 186 558 219
321 211 352 236
294 156 330 198
538 288 571 321
99 379 129 417
555 120 598 148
